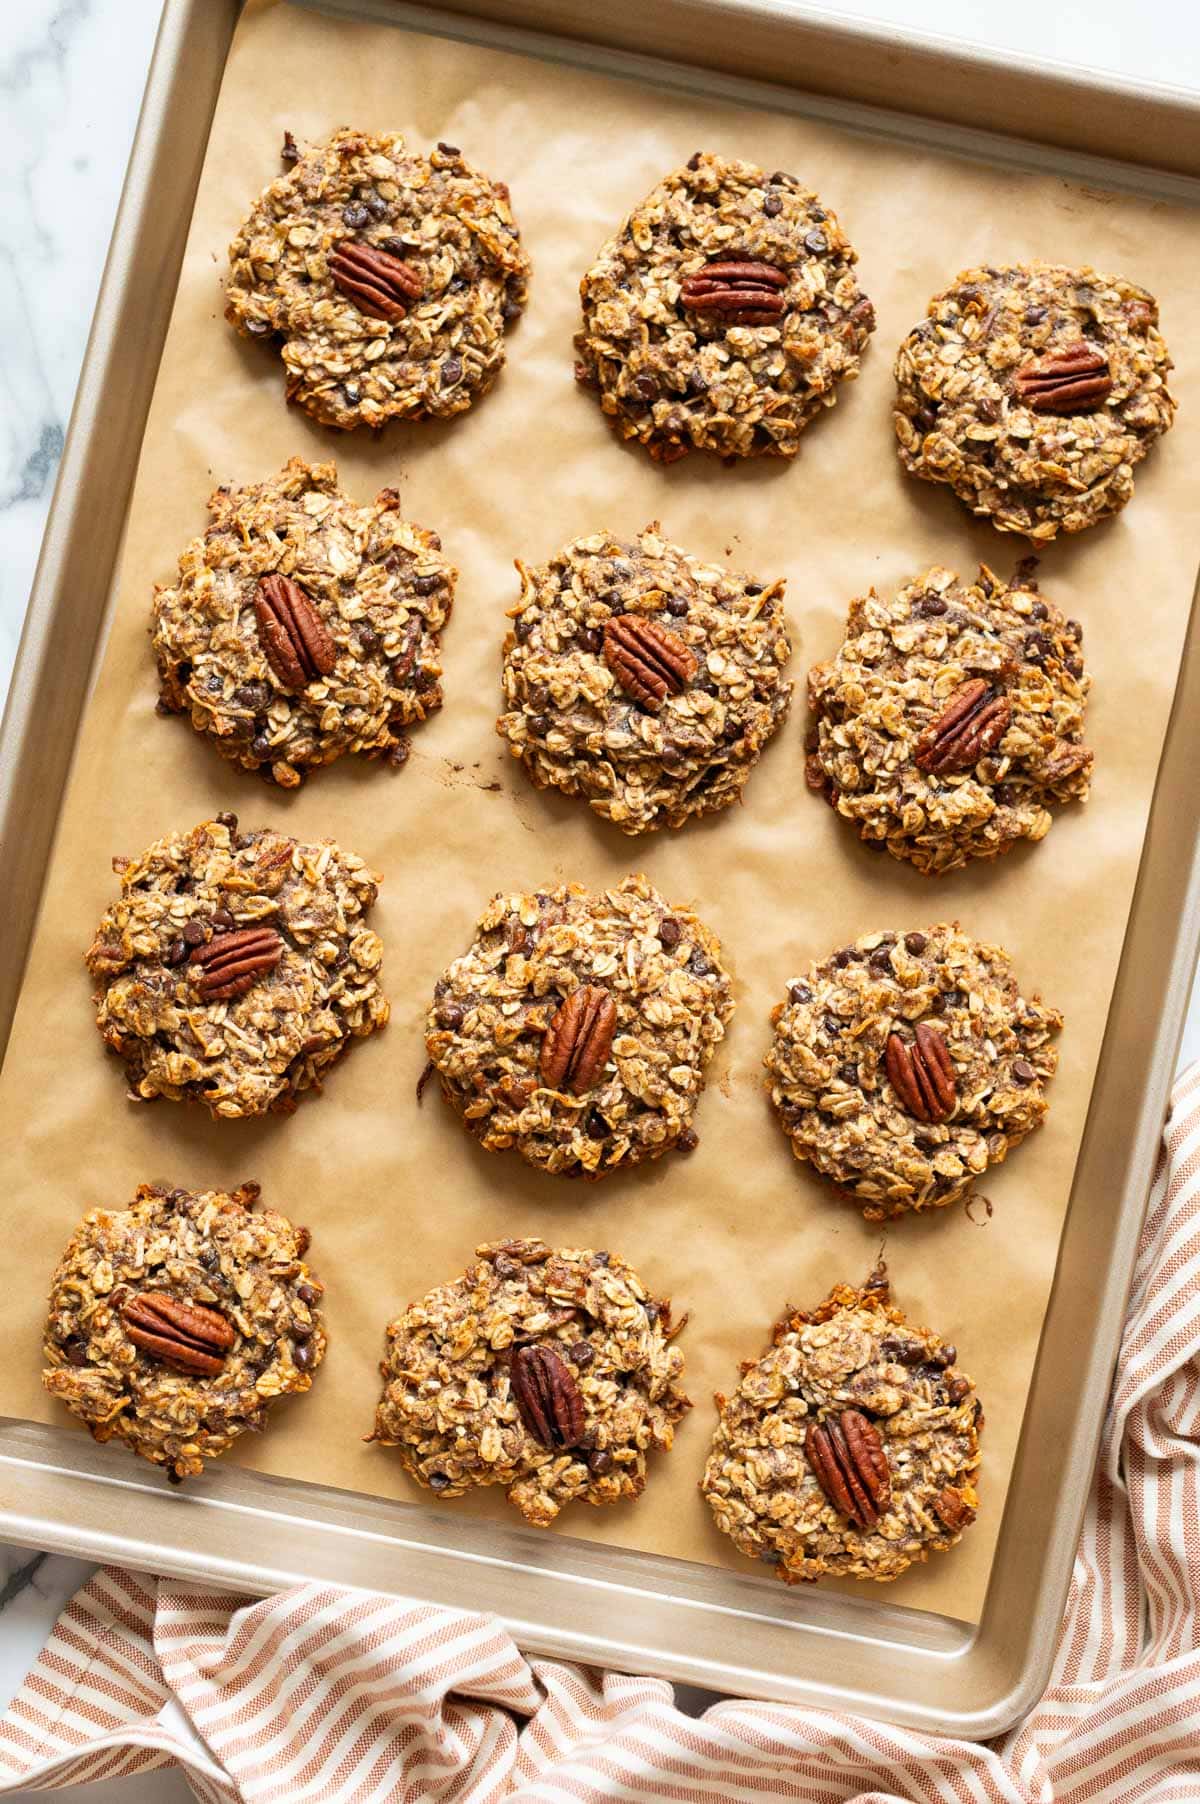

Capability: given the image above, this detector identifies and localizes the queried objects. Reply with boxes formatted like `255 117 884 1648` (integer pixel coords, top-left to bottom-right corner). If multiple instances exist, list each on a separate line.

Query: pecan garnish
121 1292 235 1377
915 679 1011 775
328 239 423 320
933 1484 976 1532
805 1409 891 1530
190 926 283 1002
510 1344 586 1448
603 615 697 712
254 574 337 691
885 1023 956 1125
680 259 787 326
1012 341 1112 414
540 986 617 1094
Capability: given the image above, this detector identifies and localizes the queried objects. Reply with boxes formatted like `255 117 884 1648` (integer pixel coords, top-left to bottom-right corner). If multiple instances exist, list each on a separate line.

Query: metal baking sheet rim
1 0 1199 1737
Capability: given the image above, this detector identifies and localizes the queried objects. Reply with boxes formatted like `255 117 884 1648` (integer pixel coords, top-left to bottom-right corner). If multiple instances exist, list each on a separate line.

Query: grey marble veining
0 2 1197 1797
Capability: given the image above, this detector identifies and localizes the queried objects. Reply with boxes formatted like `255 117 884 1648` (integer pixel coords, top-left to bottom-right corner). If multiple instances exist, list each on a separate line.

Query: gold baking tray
2 0 1199 1736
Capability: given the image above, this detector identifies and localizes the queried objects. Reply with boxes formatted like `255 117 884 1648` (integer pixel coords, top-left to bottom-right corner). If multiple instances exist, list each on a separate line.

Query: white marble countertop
1 2 1197 1794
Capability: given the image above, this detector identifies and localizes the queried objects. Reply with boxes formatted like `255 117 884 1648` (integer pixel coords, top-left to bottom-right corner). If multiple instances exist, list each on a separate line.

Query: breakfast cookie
805 563 1092 874
153 459 455 787
226 128 529 431
894 262 1176 540
425 874 734 1176
371 1238 689 1525
43 1181 325 1484
497 524 792 832
85 814 388 1119
703 1268 981 1584
765 923 1060 1218
575 152 874 462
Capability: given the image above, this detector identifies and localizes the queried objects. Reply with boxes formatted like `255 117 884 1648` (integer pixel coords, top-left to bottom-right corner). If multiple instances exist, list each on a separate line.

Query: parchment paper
1 0 1197 1626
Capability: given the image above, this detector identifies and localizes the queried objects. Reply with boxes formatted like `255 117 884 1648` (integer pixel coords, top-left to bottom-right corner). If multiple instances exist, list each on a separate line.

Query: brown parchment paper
1 0 1198 1628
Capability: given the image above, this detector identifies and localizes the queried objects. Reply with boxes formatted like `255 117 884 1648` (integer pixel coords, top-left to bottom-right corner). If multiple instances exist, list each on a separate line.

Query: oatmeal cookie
894 263 1176 540
575 152 873 462
703 1268 981 1583
371 1239 689 1525
497 524 792 832
152 459 455 787
85 814 388 1119
806 563 1092 874
225 128 529 431
425 874 734 1176
765 923 1060 1218
43 1181 325 1484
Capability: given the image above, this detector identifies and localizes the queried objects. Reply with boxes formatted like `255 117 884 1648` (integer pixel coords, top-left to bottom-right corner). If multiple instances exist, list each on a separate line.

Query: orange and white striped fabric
4 1068 1200 1804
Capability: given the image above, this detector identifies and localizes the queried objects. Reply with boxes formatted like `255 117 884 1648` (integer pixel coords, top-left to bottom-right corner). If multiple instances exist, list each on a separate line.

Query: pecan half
540 986 617 1094
190 926 283 1002
121 1291 235 1377
885 1023 956 1125
603 615 697 712
1013 341 1112 414
254 574 337 691
680 259 787 326
805 1408 891 1530
915 679 1011 775
329 239 423 320
511 1344 586 1448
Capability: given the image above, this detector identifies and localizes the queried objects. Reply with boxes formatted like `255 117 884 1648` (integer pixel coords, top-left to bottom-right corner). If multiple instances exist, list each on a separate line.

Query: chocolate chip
281 130 299 165
879 1337 925 1367
977 397 999 423
1025 304 1047 324
593 1250 611 1266
869 947 893 973
839 1062 858 1085
297 1283 318 1304
688 950 711 976
832 948 853 968
438 1001 464 1029
291 1319 313 1341
804 228 827 254
581 627 603 654
763 190 783 217
428 1470 451 1490
341 203 370 229
527 714 549 737
634 372 658 401
904 932 927 955
666 594 689 618
687 151 703 170
63 1335 89 1366
745 582 763 596
659 917 682 948
182 919 207 946
1029 599 1048 621
677 1128 699 1153
413 573 442 596
293 1341 313 1370
1012 1058 1036 1085
916 595 947 618
1025 633 1051 663
586 1110 608 1140
354 623 380 654
946 1376 971 1403
441 357 463 387
588 1449 614 1474
367 191 389 219
789 982 812 1003
994 783 1015 806
251 733 273 760
437 141 460 156
567 1341 595 1366
234 681 270 710
211 907 234 931
165 938 187 967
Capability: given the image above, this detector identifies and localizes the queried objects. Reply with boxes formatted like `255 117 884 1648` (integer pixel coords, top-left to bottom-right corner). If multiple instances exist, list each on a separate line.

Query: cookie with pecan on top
805 563 1092 874
497 525 792 833
153 460 454 787
703 1268 981 1583
424 875 734 1176
371 1239 690 1526
85 814 388 1119
894 262 1175 539
575 152 873 462
43 1181 325 1484
225 129 529 431
766 924 1060 1218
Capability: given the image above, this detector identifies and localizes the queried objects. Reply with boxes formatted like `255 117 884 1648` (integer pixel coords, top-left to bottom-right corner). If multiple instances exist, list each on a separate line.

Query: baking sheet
0 0 1197 1627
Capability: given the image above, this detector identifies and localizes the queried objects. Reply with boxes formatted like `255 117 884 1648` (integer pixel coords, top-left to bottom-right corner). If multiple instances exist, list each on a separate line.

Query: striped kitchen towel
3 1069 1200 1804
